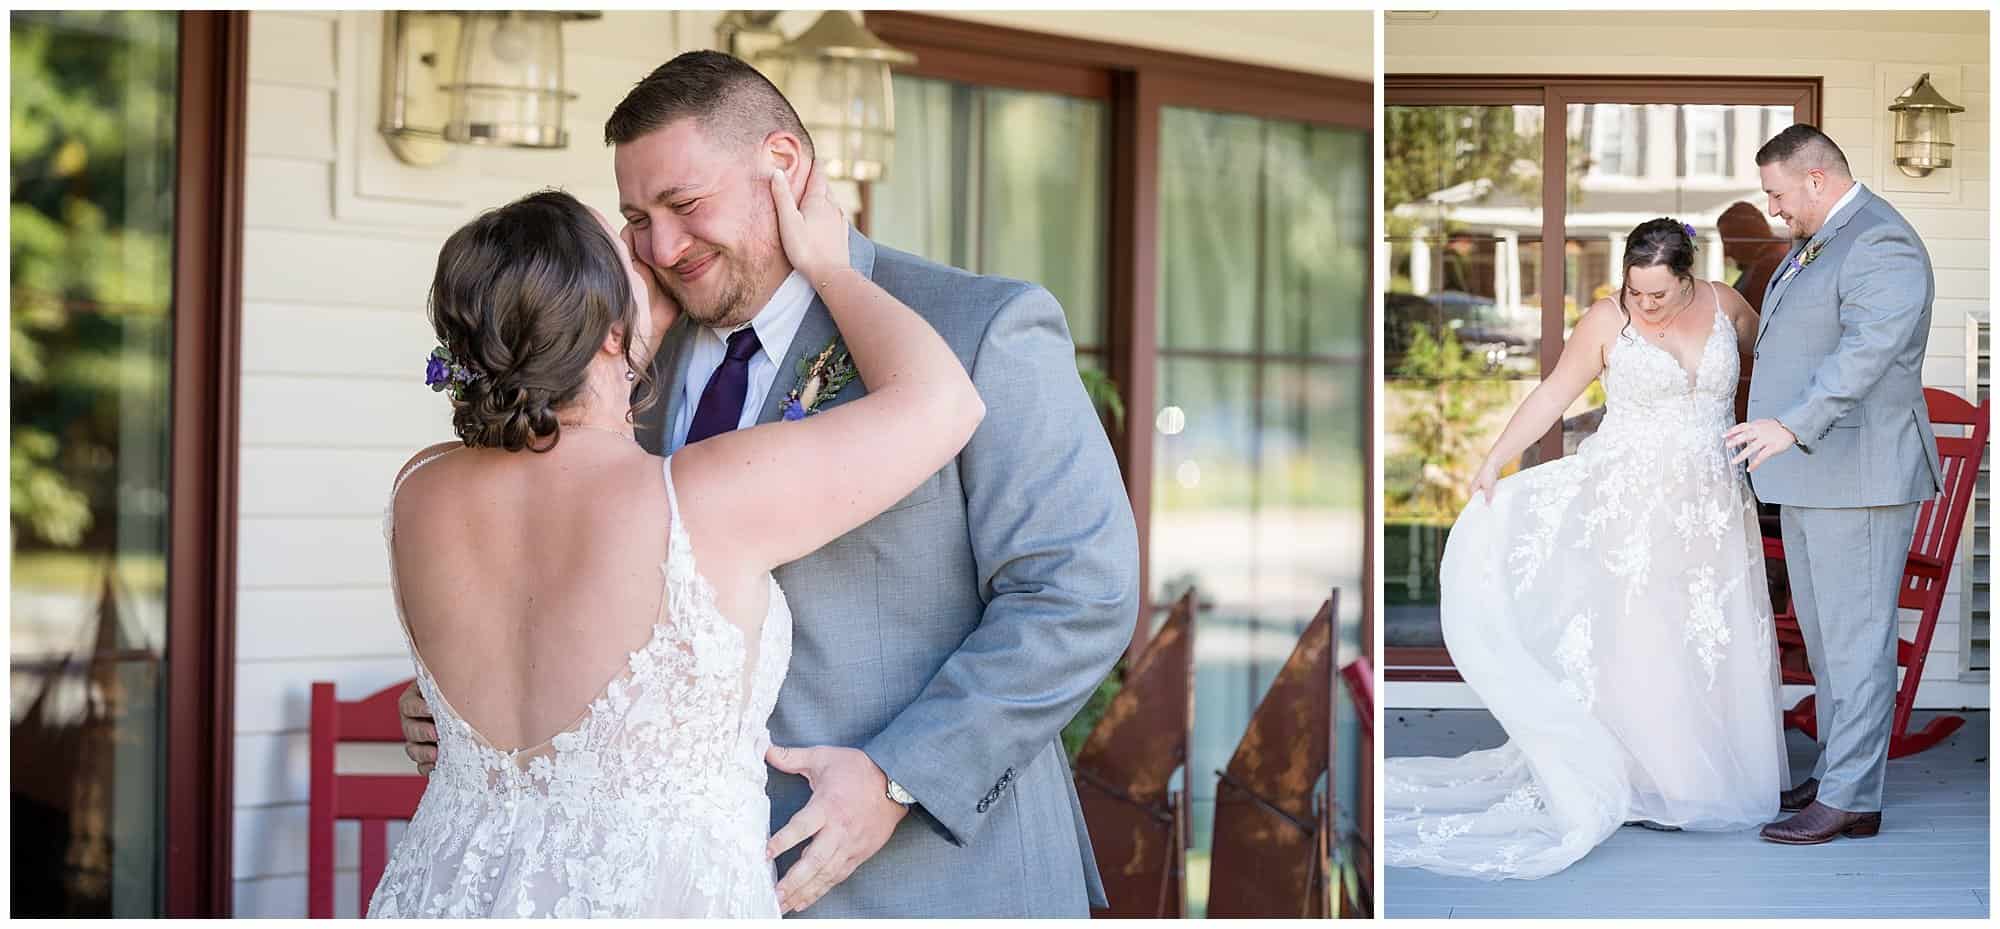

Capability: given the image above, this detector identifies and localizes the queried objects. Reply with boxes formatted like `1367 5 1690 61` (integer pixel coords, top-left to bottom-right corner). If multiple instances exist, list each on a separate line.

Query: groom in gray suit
1726 125 1943 845
605 51 1134 915
399 51 1133 915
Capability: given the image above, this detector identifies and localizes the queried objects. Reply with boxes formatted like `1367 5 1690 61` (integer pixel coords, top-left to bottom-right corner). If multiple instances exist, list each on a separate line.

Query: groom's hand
1725 418 1798 472
765 744 908 914
397 682 438 777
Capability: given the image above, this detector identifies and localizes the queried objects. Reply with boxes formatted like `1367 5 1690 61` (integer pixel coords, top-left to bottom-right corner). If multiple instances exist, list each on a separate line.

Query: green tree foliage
1383 104 1592 241
1387 325 1510 520
1383 106 1543 240
10 11 179 551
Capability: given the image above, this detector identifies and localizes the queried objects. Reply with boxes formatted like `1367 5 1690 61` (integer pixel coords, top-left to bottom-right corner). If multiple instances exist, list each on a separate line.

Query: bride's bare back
389 435 766 753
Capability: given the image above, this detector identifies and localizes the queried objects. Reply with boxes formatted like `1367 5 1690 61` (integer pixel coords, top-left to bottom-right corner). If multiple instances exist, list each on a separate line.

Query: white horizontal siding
1386 11 1989 710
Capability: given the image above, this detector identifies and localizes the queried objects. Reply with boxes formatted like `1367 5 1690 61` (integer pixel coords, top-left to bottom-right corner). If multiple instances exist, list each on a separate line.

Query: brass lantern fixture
380 10 597 166
720 12 916 183
1887 73 1965 178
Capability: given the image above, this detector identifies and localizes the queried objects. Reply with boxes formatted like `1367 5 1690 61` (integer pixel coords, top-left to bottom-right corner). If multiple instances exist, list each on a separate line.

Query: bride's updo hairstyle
1616 217 1699 328
426 189 658 452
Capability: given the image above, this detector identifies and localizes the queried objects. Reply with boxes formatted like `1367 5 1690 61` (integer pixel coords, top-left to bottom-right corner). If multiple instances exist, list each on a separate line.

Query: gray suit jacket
1746 185 1943 508
638 229 1138 917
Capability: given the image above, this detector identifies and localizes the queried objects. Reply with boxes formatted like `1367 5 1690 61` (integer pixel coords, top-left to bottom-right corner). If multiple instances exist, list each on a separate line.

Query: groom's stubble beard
668 216 786 330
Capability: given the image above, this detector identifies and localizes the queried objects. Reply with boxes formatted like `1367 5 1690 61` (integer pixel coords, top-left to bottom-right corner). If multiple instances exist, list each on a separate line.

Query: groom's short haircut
1756 124 1852 179
603 50 814 158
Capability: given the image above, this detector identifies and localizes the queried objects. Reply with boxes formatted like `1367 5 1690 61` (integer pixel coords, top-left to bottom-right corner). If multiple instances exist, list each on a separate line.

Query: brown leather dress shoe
1760 800 1881 845
1778 777 1819 813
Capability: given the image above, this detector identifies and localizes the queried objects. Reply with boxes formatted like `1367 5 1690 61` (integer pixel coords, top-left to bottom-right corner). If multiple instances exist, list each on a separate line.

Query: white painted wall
1385 11 1991 711
232 9 1372 914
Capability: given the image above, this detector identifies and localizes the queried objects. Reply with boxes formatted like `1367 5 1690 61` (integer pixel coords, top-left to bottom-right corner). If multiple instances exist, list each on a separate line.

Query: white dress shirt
669 271 816 451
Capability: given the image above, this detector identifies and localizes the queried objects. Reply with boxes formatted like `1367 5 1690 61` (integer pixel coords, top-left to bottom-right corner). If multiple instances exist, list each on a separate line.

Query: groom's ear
760 131 808 199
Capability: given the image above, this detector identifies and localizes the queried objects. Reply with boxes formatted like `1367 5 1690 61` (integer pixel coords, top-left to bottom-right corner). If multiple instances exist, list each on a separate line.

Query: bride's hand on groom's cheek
770 161 848 282
622 224 681 330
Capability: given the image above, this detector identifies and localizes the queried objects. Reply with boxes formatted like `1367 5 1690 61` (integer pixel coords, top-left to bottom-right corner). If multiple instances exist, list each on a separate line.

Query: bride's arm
671 163 985 574
1720 283 1760 423
1469 299 1621 499
1721 282 1760 372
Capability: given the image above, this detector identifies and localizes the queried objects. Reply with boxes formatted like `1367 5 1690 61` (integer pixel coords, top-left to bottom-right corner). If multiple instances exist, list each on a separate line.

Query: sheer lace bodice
1385 284 1786 880
369 452 790 917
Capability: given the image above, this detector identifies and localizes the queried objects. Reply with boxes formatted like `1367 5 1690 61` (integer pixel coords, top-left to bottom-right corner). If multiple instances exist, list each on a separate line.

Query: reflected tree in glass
11 10 178 916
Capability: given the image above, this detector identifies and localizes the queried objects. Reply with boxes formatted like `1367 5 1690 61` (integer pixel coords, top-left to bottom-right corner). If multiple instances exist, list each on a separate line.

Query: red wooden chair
1338 651 1374 919
308 679 428 918
1764 388 1990 757
1073 589 1195 918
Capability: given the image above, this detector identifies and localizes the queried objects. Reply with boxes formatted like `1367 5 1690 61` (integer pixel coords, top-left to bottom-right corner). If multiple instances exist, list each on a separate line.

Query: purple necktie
685 327 762 446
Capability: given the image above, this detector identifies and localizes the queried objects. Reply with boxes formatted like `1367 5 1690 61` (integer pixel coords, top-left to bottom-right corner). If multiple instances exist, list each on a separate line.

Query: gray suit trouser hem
1778 501 1922 813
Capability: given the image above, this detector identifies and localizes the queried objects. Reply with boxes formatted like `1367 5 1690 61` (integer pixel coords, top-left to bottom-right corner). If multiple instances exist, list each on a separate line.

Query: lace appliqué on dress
367 455 792 918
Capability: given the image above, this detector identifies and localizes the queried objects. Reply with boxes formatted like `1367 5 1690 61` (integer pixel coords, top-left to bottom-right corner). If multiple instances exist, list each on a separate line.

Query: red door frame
162 10 248 916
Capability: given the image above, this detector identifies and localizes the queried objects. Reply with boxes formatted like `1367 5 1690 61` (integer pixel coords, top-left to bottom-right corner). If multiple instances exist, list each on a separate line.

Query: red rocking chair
1764 388 1991 758
1338 647 1374 919
308 679 428 917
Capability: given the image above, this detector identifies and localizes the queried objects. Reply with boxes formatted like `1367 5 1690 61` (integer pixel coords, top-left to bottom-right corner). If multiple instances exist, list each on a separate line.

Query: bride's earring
624 368 637 382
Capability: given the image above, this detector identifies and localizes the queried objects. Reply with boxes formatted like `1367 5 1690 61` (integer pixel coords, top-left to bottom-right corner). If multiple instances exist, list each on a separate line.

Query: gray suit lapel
1756 239 1810 346
761 303 840 425
640 316 701 455
756 227 880 425
1756 185 1873 347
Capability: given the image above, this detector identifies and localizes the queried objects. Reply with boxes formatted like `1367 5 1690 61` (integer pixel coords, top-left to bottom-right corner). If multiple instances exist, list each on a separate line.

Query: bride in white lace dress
366 164 983 916
1384 219 1789 880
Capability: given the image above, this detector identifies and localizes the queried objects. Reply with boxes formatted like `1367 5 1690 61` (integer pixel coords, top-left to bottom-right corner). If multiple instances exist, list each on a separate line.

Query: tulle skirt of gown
1384 382 1789 880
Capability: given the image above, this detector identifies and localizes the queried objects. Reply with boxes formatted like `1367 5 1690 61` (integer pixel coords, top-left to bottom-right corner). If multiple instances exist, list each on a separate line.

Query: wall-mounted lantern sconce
718 12 916 183
1887 73 1965 178
380 11 599 167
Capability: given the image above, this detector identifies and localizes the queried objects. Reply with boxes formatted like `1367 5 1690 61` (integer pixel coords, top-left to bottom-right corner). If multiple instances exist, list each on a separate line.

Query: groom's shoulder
1844 191 1929 269
1855 189 1921 240
867 238 1051 325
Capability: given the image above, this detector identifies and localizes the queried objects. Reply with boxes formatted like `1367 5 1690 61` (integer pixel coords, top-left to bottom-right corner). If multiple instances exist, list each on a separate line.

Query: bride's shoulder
1574 298 1625 337
1708 279 1757 324
394 441 467 493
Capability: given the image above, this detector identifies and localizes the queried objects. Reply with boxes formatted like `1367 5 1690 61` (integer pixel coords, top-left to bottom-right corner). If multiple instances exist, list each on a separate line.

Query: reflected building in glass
1382 87 1801 675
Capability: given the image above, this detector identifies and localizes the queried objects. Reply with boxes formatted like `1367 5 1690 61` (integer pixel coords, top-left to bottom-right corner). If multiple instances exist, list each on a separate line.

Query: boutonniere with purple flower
423 344 481 401
778 338 857 421
1796 238 1827 270
1778 238 1827 285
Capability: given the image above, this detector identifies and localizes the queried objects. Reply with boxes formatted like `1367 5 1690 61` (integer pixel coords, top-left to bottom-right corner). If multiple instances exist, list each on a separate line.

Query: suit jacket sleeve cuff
1774 409 1816 454
862 739 970 848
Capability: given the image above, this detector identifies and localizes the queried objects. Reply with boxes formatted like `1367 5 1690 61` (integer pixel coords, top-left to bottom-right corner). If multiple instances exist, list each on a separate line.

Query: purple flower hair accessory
425 345 481 401
1681 222 1698 240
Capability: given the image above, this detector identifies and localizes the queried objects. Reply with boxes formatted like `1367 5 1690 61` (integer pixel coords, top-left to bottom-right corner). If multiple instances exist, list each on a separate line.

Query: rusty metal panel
1207 593 1334 918
1074 590 1194 918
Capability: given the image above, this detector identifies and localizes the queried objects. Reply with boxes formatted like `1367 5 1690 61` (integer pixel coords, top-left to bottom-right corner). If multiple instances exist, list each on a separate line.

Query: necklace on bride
1636 284 1696 340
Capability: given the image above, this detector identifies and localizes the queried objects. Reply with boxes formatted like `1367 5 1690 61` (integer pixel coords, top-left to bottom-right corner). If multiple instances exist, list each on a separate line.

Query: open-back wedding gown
1385 286 1788 880
368 451 791 916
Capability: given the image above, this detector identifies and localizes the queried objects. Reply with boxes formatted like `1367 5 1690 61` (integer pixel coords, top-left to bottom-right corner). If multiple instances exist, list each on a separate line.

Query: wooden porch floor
1385 709 1989 918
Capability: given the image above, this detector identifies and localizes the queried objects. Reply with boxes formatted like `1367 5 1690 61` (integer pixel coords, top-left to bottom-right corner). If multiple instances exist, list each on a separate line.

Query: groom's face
1759 162 1825 240
614 119 787 330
